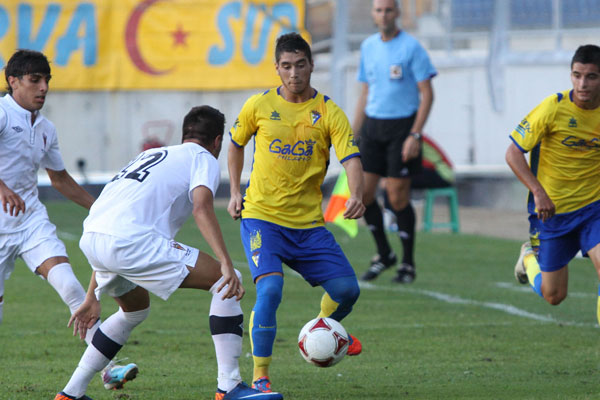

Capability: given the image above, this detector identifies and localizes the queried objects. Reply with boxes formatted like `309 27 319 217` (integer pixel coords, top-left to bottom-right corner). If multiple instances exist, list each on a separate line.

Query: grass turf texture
1 201 599 399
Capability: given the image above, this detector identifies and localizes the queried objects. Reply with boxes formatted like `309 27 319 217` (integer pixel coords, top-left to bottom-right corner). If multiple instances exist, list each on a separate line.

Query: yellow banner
0 0 307 90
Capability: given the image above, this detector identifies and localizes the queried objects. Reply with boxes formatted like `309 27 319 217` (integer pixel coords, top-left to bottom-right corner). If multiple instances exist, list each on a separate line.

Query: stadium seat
423 187 460 233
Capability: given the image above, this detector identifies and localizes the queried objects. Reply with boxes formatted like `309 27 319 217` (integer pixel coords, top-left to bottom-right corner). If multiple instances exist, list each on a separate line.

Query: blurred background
1 0 599 209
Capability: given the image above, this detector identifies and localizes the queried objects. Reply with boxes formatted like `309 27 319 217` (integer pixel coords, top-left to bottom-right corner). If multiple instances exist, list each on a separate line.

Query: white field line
358 281 596 328
494 281 594 298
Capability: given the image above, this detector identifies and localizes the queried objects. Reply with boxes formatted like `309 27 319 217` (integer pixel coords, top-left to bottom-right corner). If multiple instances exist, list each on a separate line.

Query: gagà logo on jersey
11 126 23 133
269 138 315 161
270 110 281 120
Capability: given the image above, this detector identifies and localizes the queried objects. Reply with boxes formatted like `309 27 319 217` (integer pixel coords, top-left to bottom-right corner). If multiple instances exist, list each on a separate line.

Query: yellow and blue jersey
510 89 600 215
230 87 359 229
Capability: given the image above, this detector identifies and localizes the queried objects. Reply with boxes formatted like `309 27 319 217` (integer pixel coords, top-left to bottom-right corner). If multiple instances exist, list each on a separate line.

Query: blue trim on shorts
240 218 355 286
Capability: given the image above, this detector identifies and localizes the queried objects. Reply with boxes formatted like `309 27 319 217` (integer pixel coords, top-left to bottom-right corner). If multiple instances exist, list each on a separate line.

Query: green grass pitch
0 201 598 399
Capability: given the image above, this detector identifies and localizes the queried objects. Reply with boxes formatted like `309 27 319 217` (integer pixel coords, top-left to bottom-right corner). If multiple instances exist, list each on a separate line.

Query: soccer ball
297 317 349 367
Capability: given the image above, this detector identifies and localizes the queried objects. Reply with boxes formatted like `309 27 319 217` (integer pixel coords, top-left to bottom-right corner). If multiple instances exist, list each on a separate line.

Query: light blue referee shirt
358 31 437 119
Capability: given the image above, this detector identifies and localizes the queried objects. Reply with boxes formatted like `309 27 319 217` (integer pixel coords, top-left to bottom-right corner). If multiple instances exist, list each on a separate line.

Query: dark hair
4 49 51 94
571 44 600 70
275 32 312 64
182 105 225 146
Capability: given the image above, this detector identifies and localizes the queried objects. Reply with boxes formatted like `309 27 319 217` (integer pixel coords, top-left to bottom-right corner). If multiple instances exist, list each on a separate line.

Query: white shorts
0 219 67 296
79 231 199 301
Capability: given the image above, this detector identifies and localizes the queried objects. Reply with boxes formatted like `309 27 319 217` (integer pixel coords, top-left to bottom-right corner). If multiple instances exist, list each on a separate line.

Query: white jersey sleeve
0 106 7 135
40 124 65 171
189 152 221 201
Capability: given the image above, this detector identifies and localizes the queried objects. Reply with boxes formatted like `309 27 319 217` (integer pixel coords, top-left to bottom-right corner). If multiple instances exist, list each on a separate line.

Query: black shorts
359 115 422 178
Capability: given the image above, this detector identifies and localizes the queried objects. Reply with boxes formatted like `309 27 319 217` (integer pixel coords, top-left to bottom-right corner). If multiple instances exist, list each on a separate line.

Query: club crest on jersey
12 126 23 133
170 241 191 256
311 110 321 125
569 117 577 128
270 110 281 121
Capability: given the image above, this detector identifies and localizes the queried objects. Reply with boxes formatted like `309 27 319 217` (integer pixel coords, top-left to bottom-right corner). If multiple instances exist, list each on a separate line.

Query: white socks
210 270 243 392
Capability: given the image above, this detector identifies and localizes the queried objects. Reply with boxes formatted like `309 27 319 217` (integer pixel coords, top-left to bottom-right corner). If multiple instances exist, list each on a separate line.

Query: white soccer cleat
514 241 534 285
101 359 138 390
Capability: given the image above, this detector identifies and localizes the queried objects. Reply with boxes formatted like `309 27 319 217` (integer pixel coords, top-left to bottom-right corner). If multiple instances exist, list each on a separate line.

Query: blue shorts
537 200 600 272
240 218 356 286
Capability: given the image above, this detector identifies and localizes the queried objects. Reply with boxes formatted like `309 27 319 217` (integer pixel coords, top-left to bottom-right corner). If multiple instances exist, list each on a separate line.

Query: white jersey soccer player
0 49 136 392
81 142 220 300
56 105 282 400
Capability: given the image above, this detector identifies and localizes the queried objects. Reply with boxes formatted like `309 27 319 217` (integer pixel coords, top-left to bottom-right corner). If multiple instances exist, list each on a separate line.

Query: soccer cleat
101 360 138 390
346 334 362 356
219 382 283 400
392 263 415 284
252 376 274 393
54 392 93 400
514 241 534 285
361 252 397 281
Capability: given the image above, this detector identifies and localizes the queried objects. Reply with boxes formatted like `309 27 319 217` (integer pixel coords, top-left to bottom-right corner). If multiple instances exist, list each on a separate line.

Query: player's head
4 49 51 111
275 33 314 96
275 32 312 65
570 45 600 109
372 0 400 35
182 105 226 156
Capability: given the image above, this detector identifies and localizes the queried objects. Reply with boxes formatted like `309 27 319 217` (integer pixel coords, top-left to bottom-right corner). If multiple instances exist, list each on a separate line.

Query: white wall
40 52 574 183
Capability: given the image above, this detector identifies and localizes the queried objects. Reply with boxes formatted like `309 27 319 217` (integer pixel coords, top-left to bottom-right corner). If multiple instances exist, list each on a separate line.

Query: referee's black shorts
359 115 422 178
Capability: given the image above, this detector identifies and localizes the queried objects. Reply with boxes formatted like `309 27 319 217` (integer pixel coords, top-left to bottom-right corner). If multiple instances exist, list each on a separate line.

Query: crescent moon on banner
125 0 173 75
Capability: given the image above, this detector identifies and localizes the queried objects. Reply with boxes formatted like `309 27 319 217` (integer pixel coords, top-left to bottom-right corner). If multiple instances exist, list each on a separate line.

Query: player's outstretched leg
319 276 361 355
57 288 149 399
250 275 283 392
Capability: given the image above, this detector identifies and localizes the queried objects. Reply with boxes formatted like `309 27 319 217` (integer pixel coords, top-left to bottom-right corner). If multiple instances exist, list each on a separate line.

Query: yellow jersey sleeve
230 92 262 146
326 99 360 163
510 90 600 214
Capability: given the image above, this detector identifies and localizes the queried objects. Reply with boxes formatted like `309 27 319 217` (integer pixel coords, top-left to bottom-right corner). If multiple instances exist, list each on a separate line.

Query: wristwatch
409 132 422 140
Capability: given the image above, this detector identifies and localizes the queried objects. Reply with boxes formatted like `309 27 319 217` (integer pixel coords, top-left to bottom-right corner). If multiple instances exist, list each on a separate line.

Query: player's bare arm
352 82 369 137
68 271 101 341
227 143 245 220
505 143 555 221
192 185 244 300
403 79 434 162
342 157 366 219
46 168 95 209
0 178 26 216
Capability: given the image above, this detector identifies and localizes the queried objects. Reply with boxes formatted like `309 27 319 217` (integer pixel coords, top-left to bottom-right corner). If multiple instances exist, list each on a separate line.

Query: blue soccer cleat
101 361 138 390
54 392 93 400
217 381 283 400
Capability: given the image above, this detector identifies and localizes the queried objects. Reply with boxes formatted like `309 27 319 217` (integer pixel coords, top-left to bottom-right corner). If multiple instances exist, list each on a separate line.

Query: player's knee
256 275 283 307
337 282 360 307
121 306 150 328
46 263 86 313
543 289 566 305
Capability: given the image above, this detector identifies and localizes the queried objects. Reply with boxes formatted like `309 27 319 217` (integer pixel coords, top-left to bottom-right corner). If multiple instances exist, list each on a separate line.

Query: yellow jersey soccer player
507 44 600 322
228 33 365 395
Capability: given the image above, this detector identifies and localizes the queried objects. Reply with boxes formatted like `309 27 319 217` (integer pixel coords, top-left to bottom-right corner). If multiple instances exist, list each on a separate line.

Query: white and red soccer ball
298 317 349 367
